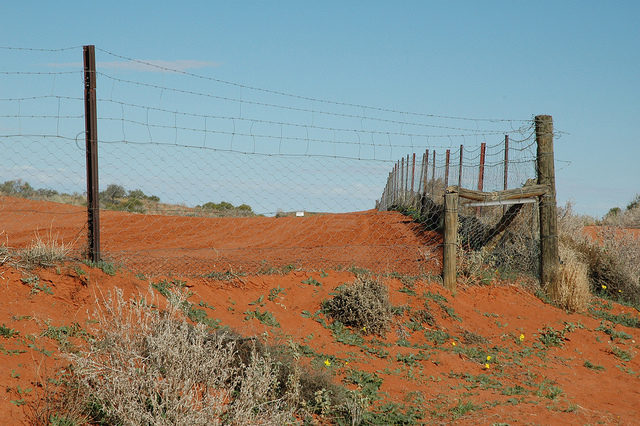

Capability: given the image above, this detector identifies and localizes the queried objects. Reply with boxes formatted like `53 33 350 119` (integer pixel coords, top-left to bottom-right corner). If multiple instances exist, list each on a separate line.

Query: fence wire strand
1 45 540 278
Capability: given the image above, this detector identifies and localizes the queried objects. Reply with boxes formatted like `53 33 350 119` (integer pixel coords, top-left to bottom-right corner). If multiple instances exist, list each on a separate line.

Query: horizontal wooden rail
464 198 538 207
447 184 548 203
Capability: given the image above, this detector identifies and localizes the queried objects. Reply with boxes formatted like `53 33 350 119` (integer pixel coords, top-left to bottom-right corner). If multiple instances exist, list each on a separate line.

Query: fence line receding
1 45 554 283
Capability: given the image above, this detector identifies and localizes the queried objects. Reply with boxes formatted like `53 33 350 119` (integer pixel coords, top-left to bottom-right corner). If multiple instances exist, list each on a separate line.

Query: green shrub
322 276 392 336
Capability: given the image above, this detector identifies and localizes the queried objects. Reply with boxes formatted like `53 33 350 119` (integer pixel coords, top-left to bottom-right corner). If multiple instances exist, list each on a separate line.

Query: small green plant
328 321 364 346
534 379 563 400
595 321 632 341
302 277 322 287
268 286 286 301
248 295 265 306
83 260 118 276
449 400 480 419
398 287 417 296
538 324 573 348
244 309 280 327
344 369 383 401
0 324 19 338
583 360 605 371
610 345 633 362
589 307 640 328
22 276 54 295
502 385 527 396
424 329 452 345
42 323 89 350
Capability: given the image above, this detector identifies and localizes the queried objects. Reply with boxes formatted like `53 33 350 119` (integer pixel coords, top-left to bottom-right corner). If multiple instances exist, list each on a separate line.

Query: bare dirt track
1 197 640 424
0 196 441 276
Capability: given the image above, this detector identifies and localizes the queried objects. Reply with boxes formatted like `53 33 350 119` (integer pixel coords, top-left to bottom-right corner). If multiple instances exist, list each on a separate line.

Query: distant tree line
602 193 640 228
0 179 85 205
1 179 68 199
1 179 254 217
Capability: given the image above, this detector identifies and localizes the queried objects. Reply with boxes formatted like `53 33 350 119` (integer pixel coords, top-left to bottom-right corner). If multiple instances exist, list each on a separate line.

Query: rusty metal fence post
83 45 101 262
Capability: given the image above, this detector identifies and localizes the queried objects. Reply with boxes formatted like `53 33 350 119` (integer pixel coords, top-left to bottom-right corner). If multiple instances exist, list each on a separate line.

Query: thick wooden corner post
84 45 100 262
536 115 558 289
443 187 458 291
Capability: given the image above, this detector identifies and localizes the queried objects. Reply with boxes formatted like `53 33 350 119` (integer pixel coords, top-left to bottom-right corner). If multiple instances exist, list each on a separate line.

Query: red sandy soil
584 225 640 241
1 197 640 424
0 196 441 276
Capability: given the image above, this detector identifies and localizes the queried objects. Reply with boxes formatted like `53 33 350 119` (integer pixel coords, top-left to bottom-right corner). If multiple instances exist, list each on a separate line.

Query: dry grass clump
547 242 591 312
19 230 72 268
0 231 9 265
58 289 301 425
323 276 392 336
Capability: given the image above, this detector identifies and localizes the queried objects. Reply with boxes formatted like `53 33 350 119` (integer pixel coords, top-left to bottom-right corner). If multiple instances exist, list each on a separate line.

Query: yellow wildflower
324 359 331 367
602 285 607 289
519 334 525 342
484 363 490 369
486 355 492 361
451 341 456 346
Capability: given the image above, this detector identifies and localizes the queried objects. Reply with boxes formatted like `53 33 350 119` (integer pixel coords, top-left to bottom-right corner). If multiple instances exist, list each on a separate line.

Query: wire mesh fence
1 45 541 278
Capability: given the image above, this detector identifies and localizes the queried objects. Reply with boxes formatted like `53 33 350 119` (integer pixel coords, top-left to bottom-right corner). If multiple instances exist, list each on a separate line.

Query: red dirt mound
0 196 441 276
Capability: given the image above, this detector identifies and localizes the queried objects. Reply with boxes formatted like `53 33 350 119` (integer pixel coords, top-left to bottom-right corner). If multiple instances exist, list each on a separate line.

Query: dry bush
547 242 591 312
323 276 392 336
580 227 640 304
559 202 640 306
62 288 300 425
19 229 72 268
457 203 540 280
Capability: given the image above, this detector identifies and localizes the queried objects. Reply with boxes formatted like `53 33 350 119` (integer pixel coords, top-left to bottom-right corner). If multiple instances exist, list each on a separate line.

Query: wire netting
1 46 539 278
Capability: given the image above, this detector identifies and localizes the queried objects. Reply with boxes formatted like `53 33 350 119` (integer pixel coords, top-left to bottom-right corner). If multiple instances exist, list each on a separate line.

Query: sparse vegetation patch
322 276 392 336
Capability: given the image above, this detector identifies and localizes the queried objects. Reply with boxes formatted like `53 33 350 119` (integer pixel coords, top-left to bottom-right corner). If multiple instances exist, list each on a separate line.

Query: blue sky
1 1 639 216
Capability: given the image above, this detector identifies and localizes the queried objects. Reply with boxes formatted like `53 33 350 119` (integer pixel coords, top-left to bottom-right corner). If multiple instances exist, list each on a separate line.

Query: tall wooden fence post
83 45 100 262
536 115 558 290
443 188 458 291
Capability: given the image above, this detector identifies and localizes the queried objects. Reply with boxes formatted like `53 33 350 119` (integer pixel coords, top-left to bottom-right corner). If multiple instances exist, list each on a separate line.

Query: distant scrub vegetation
0 179 85 205
601 193 640 228
0 179 255 217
